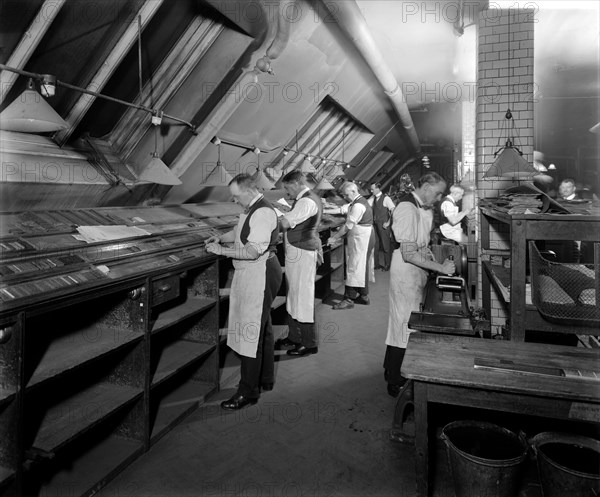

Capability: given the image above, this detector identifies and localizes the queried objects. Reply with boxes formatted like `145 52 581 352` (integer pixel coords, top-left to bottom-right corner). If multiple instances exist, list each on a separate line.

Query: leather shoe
387 383 401 398
332 299 354 310
382 266 390 272
260 382 274 391
275 337 298 348
287 345 318 357
354 295 370 305
220 394 258 410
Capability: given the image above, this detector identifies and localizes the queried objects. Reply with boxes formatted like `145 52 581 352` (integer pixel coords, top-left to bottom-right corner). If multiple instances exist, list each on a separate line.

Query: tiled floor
97 271 549 497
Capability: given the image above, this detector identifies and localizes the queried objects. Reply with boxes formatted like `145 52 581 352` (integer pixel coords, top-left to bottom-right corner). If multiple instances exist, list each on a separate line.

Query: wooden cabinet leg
413 381 429 497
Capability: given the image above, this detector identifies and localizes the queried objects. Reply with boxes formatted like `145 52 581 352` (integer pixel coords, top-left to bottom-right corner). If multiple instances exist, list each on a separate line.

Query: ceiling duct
322 0 421 155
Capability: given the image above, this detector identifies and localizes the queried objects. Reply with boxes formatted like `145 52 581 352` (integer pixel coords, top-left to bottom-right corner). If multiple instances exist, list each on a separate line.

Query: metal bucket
441 420 528 497
531 432 600 497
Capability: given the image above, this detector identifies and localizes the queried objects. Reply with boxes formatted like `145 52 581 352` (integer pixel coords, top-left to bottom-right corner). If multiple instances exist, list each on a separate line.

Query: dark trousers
373 222 392 268
238 256 283 398
287 316 317 348
344 228 376 299
383 345 406 385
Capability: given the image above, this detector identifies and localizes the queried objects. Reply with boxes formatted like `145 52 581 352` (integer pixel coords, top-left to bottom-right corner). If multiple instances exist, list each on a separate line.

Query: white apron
284 236 317 323
227 214 268 358
385 205 433 348
346 224 373 287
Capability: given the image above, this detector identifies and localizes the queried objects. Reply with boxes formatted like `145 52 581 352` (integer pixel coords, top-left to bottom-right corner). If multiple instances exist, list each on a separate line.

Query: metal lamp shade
316 177 335 190
137 155 182 185
484 146 538 179
254 171 275 190
0 89 68 133
202 162 233 187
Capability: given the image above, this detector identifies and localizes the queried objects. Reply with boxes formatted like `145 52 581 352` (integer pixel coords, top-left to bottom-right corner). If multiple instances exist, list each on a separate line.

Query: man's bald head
340 181 358 195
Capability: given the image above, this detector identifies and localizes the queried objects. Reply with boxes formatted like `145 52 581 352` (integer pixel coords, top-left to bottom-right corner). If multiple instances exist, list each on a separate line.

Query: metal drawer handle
158 284 172 292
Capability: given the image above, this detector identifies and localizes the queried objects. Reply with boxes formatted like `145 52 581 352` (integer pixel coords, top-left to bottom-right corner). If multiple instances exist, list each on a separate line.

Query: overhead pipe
171 0 297 177
0 63 195 131
321 1 421 155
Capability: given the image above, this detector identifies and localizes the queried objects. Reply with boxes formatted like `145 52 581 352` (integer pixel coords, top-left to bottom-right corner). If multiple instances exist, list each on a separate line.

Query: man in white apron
326 181 375 310
276 170 323 357
206 174 282 410
439 184 474 244
384 172 454 397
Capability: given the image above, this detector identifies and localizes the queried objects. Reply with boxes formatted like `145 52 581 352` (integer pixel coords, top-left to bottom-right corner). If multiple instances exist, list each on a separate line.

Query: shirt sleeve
283 197 318 229
246 207 278 255
391 202 419 243
384 195 395 212
345 203 366 230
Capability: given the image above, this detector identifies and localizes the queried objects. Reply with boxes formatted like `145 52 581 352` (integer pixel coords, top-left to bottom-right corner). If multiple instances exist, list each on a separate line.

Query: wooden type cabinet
0 258 220 497
0 206 344 497
479 207 600 342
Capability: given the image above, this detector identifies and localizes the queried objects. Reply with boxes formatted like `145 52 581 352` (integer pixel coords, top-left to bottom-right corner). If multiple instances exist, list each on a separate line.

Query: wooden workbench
401 332 600 497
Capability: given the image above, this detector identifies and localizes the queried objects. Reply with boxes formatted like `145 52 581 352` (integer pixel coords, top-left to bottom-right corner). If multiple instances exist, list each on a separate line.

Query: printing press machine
408 242 489 338
391 241 490 444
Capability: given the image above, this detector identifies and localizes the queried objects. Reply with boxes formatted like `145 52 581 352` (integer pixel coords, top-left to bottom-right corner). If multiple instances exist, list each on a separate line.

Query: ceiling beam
364 155 399 185
353 149 394 181
109 17 223 159
53 0 164 147
0 0 66 105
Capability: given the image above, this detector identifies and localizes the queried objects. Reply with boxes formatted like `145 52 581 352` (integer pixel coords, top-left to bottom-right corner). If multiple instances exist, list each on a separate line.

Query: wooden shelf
27 328 143 389
31 383 142 454
483 260 533 306
151 297 217 333
482 261 510 303
38 435 143 497
150 380 215 444
151 341 214 387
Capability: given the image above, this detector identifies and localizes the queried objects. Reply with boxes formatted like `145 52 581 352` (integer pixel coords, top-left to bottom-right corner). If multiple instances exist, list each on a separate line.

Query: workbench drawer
152 274 180 305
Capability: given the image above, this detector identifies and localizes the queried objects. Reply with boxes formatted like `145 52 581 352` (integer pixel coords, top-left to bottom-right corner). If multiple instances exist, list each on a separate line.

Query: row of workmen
205 170 463 408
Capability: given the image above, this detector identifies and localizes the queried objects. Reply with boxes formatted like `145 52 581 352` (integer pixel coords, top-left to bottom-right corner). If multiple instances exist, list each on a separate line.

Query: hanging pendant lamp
138 154 182 185
300 156 315 174
316 177 335 190
133 18 180 186
252 148 274 190
254 171 275 190
483 109 538 179
137 118 182 185
0 79 68 133
203 140 233 186
483 11 538 180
